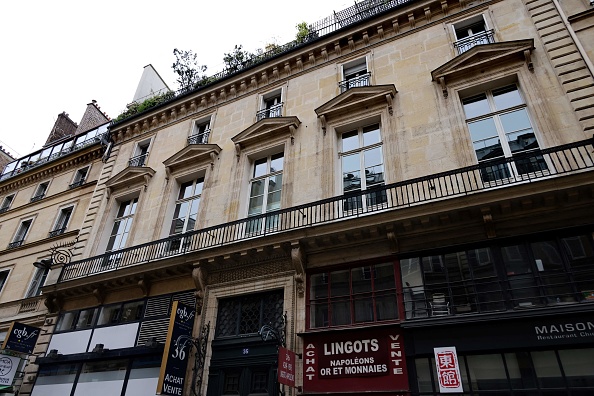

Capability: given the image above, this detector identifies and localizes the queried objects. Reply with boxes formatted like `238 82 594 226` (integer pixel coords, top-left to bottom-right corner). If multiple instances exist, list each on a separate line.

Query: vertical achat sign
434 346 463 393
157 301 196 396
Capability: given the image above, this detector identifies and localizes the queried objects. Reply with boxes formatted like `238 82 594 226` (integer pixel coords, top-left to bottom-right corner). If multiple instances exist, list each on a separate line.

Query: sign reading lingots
2 322 41 355
157 301 196 396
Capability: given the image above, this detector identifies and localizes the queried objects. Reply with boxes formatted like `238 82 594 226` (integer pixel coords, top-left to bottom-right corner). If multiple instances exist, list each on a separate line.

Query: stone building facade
21 0 594 395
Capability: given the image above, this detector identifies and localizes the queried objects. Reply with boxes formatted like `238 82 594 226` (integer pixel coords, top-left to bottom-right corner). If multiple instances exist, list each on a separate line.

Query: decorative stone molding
105 166 155 199
231 116 301 158
377 25 384 39
163 144 221 179
291 243 305 297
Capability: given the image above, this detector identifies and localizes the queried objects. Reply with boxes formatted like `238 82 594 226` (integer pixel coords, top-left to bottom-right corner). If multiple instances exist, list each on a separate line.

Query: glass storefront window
531 351 564 389
467 354 509 390
558 348 594 388
416 358 434 392
73 360 127 396
505 352 537 389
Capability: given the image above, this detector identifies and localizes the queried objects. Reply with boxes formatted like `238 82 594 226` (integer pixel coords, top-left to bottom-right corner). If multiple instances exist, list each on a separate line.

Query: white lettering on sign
389 334 404 376
163 383 182 395
323 339 379 355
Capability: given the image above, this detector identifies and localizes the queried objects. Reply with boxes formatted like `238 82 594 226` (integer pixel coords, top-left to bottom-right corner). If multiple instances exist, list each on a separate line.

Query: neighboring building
0 103 110 395
0 146 15 176
27 0 594 395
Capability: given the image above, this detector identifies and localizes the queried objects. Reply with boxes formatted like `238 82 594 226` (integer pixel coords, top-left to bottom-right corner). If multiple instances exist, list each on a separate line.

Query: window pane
352 267 372 293
558 348 594 387
375 263 396 290
493 85 523 109
416 358 434 392
353 297 374 323
179 181 193 199
270 153 284 172
467 354 510 390
505 352 537 389
330 270 350 296
97 305 121 325
342 130 359 152
253 158 267 178
310 274 328 299
531 351 564 389
310 302 328 328
121 301 144 322
500 109 532 133
375 293 398 320
463 93 490 118
331 300 351 325
363 124 380 146
75 309 97 330
56 312 77 332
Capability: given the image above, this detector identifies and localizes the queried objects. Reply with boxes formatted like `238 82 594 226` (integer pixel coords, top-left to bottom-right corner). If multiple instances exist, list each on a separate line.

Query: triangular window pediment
105 166 155 198
431 39 535 97
163 143 221 178
315 85 397 132
232 116 300 156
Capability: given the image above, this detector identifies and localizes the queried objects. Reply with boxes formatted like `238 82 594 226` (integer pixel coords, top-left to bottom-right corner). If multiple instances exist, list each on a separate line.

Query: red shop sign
302 327 409 393
278 347 296 387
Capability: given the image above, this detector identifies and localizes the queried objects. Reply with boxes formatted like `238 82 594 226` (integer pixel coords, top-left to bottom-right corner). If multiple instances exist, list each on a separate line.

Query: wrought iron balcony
58 138 594 282
129 153 148 167
69 179 85 189
188 130 211 145
339 72 371 93
8 240 24 249
454 30 495 55
49 228 67 238
30 194 45 203
256 103 283 122
0 207 8 214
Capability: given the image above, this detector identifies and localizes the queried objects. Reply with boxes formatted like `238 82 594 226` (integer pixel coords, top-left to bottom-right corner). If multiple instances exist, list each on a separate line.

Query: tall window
257 90 283 121
0 194 14 213
247 153 283 234
453 15 494 54
168 178 203 251
106 198 138 252
10 219 32 248
215 290 284 337
25 267 49 297
462 84 547 183
70 167 89 189
340 58 370 93
188 119 211 145
309 262 399 328
341 123 385 211
0 270 9 293
129 141 150 167
31 181 49 202
50 206 73 237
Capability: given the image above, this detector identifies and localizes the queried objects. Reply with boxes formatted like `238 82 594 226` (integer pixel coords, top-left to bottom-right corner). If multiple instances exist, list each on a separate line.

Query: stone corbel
44 294 63 314
235 143 242 161
143 174 151 191
150 116 158 129
192 266 208 302
142 119 149 132
272 66 279 80
392 19 400 34
481 207 496 238
106 186 112 200
348 36 355 51
160 112 167 126
296 56 303 72
240 80 247 93
334 41 342 57
319 114 327 135
210 152 217 169
93 287 105 304
363 31 369 46
424 6 432 21
250 76 258 90
385 94 394 116
441 0 448 15
284 61 292 76
170 108 177 122
220 88 227 101
230 84 237 97
179 104 187 117
190 100 197 113
377 25 384 39
261 71 268 85
291 243 305 297
524 49 534 72
209 93 217 106
321 47 329 62
408 13 415 29
309 52 316 66
165 166 171 181
387 231 399 253
438 76 448 98
137 277 150 297
289 125 297 145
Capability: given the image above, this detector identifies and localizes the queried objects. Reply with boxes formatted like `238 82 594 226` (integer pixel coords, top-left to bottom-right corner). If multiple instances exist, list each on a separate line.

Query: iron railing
69 179 86 189
256 103 284 121
188 130 211 145
339 72 371 93
454 30 495 54
0 207 9 214
30 194 45 203
128 153 148 167
7 240 24 249
48 228 67 238
58 138 594 282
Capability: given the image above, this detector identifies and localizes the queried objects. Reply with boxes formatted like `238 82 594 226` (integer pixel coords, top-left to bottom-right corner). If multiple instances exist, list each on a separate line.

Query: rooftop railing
0 126 109 182
58 138 594 283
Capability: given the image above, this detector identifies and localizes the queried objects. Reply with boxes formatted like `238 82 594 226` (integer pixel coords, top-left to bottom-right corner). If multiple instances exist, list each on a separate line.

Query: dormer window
453 15 495 54
256 90 283 121
340 58 370 93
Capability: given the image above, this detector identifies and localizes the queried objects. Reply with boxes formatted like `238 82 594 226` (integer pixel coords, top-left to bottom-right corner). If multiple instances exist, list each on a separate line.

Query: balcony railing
58 138 594 282
8 240 24 249
339 72 371 93
30 194 45 203
49 228 67 238
256 103 284 122
69 179 86 189
454 30 495 55
188 130 211 145
129 153 148 167
0 207 8 214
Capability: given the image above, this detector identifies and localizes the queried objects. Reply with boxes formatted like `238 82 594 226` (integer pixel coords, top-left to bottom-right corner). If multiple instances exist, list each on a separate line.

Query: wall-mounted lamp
33 258 53 270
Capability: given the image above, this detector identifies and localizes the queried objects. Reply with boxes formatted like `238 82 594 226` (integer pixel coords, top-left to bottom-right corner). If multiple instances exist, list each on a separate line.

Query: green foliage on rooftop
114 91 176 123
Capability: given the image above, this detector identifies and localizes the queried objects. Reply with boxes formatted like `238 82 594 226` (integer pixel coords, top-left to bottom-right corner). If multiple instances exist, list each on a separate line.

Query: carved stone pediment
105 166 155 198
232 116 300 158
315 85 397 132
431 39 535 97
163 144 221 178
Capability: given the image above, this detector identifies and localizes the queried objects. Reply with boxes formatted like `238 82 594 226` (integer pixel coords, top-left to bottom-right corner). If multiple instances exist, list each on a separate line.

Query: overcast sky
0 0 350 160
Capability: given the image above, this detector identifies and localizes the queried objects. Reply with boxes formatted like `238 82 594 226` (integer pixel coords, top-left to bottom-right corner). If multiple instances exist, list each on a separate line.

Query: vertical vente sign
157 301 196 396
434 346 463 393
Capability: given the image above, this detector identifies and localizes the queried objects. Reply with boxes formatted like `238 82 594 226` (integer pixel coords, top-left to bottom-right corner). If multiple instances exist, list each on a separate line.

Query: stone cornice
231 116 301 158
163 144 222 179
105 166 156 198
109 0 496 143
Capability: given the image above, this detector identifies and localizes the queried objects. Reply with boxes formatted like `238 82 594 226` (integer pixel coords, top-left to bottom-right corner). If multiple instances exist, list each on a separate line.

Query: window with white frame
246 152 283 234
50 206 73 237
0 194 14 213
70 167 89 189
106 198 138 252
453 15 495 54
25 267 49 298
0 270 9 293
462 83 547 183
31 181 49 202
188 118 211 145
10 219 32 248
257 89 283 121
340 123 385 211
340 58 370 93
129 140 150 167
168 178 203 251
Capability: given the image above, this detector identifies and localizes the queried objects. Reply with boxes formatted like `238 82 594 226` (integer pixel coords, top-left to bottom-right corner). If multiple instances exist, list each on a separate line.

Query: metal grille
144 295 171 318
172 291 195 311
136 318 170 346
216 290 284 338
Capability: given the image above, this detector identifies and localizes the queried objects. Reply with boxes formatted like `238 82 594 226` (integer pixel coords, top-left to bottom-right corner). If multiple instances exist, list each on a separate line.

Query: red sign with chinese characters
434 347 463 393
302 327 408 393
278 347 296 387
